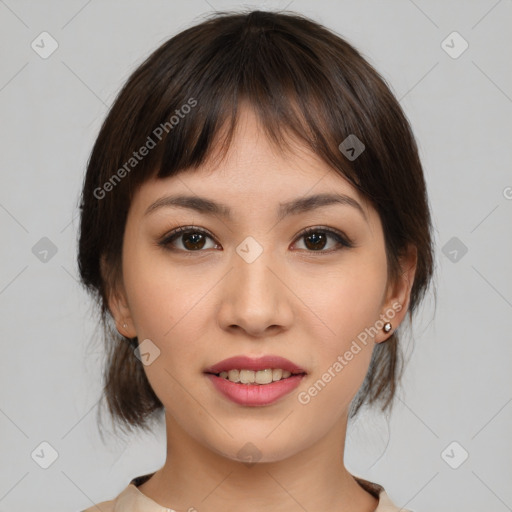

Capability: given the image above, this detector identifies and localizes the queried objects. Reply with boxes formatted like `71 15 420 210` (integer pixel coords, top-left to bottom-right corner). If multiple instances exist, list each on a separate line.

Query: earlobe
375 244 418 344
100 254 137 339
109 289 137 339
111 292 137 339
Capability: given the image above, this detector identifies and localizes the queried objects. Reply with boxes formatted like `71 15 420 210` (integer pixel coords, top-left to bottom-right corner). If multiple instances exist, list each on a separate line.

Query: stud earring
383 322 392 333
122 323 128 328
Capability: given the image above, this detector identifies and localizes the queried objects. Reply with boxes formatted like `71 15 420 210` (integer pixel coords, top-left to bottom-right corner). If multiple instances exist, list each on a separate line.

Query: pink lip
205 373 306 406
203 355 307 375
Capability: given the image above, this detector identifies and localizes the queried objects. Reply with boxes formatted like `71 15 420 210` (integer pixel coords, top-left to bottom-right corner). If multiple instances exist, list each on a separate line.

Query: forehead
130 105 374 223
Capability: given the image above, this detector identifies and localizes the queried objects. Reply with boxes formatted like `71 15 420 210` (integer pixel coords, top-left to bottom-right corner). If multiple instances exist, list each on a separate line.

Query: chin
207 436 300 466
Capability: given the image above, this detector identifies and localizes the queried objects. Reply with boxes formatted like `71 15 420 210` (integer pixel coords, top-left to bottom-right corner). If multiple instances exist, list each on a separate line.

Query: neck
137 411 378 512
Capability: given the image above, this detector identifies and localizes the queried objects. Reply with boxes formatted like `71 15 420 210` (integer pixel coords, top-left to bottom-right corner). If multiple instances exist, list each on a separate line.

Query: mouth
203 356 307 406
205 368 306 385
203 355 307 385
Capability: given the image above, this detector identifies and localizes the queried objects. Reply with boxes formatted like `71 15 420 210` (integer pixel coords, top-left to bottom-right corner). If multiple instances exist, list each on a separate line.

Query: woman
78 9 435 511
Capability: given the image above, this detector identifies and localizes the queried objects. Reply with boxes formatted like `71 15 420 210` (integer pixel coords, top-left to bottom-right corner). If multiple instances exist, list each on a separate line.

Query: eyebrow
144 192 367 223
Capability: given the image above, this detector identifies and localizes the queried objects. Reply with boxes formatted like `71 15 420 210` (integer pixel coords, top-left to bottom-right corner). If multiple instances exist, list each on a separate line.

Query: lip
205 373 306 406
203 355 307 375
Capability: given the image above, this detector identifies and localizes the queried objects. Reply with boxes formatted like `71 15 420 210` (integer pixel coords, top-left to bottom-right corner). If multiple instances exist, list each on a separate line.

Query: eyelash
157 225 354 254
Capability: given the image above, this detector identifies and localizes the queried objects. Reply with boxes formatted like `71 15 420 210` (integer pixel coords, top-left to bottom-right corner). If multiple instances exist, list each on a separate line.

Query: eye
157 225 354 253
292 226 354 253
158 226 218 252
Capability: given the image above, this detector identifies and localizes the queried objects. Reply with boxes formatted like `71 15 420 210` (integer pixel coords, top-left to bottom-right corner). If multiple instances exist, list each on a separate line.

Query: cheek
299 254 387 409
122 243 206 339
297 271 383 420
311 257 388 343
121 247 207 406
121 244 216 396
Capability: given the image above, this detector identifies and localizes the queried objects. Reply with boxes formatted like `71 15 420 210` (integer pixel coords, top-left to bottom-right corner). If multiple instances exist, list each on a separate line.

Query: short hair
77 9 436 435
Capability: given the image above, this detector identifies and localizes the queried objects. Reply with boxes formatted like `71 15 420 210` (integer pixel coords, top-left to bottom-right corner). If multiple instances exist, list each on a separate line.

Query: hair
77 9 436 436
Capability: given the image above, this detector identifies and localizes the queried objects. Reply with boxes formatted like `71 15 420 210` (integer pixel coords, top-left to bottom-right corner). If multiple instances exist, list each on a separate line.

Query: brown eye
158 225 354 254
159 227 217 251
181 232 208 250
304 232 328 250
293 227 353 253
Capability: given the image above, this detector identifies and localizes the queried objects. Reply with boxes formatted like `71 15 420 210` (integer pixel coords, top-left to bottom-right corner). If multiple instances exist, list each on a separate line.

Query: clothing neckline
128 471 385 506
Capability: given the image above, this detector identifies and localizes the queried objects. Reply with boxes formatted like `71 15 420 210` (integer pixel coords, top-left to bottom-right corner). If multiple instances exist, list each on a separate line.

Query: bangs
107 10 397 199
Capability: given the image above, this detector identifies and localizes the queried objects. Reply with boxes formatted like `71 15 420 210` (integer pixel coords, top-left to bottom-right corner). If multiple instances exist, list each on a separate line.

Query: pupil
184 233 205 250
306 232 326 250
182 232 327 251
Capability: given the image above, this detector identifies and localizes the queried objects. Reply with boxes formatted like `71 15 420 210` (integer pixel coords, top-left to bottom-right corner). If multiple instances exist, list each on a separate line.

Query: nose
216 246 294 338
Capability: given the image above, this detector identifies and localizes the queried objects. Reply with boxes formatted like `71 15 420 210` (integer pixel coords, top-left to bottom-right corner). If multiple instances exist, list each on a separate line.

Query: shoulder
83 473 413 512
80 497 116 512
354 476 413 512
79 472 156 512
79 484 131 512
376 489 413 512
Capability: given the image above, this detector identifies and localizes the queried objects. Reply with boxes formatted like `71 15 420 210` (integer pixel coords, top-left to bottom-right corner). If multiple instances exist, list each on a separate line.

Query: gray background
1 0 511 510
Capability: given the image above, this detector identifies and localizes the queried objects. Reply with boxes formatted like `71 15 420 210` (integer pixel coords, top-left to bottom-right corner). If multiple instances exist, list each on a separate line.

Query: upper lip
204 355 307 375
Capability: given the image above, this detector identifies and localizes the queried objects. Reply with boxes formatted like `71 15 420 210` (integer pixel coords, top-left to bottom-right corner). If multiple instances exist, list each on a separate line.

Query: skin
108 105 417 512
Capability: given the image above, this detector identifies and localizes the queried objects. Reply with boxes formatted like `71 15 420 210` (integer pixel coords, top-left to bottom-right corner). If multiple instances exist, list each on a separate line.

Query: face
109 106 414 464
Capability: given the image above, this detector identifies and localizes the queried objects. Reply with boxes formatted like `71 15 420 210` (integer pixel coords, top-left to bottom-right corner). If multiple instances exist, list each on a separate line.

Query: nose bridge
218 235 291 335
234 236 277 304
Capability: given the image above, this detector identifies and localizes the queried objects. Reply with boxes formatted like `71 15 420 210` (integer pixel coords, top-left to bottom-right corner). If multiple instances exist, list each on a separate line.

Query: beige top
81 472 412 511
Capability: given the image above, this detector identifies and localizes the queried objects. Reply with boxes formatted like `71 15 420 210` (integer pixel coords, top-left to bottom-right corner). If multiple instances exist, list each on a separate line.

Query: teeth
272 368 283 381
227 369 240 382
217 368 294 384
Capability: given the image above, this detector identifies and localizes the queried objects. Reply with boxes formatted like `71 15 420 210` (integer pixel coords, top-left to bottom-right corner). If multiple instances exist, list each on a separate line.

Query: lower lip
205 373 306 406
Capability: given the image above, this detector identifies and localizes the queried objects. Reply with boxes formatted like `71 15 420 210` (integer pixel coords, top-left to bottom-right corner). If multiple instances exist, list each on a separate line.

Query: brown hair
77 9 436 436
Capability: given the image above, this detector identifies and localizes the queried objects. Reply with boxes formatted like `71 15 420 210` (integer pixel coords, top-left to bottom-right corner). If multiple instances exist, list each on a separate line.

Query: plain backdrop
0 1 511 511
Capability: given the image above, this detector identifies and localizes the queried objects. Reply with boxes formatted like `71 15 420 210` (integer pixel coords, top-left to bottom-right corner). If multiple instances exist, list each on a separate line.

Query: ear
374 244 417 344
100 254 137 339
